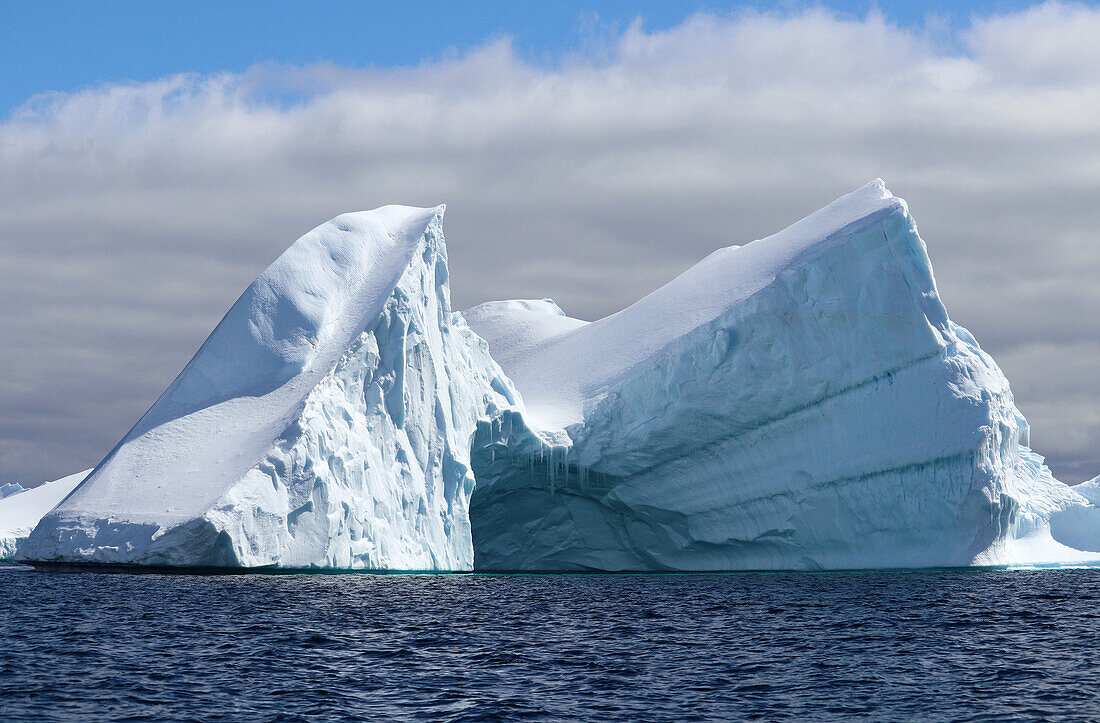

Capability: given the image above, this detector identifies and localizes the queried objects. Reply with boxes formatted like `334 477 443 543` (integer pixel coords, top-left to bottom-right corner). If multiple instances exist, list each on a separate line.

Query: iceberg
21 206 518 569
19 180 1100 571
1 470 90 561
463 181 1100 570
1 483 27 500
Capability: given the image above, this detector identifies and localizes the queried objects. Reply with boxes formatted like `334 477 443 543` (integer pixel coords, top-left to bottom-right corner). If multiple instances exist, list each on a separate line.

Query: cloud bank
2 2 1098 484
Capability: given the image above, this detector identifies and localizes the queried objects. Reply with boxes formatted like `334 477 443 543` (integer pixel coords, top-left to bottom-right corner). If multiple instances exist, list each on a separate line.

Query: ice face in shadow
20 207 518 569
464 181 1100 571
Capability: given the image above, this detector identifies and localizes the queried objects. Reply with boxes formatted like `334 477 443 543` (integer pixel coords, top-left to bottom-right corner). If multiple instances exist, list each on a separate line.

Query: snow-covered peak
752 178 900 247
30 204 451 540
471 298 571 318
462 299 588 372
131 204 445 437
606 179 905 334
465 179 920 430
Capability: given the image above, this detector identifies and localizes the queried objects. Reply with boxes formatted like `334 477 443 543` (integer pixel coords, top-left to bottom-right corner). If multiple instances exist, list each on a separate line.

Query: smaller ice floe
1 483 26 500
1075 476 1100 504
0 470 90 561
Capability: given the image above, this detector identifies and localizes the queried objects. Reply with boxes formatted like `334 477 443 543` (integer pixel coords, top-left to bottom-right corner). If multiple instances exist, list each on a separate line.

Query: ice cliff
19 181 1100 571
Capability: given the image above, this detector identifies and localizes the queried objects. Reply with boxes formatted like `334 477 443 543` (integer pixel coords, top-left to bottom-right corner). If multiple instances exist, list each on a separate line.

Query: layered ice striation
464 181 1100 571
21 206 518 569
20 180 1099 571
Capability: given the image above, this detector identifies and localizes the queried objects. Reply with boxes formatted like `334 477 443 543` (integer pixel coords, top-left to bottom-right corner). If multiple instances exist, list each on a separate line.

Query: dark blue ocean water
1 565 1099 721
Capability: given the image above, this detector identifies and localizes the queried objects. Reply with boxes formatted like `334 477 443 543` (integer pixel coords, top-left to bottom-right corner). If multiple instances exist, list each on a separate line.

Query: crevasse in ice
20 181 1100 570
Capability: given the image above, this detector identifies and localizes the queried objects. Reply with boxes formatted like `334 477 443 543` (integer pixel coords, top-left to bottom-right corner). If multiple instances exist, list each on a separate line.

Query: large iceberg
20 181 1100 571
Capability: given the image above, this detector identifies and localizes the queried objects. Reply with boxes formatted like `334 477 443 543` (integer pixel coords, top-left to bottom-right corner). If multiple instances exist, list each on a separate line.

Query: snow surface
0 470 90 560
20 180 1100 571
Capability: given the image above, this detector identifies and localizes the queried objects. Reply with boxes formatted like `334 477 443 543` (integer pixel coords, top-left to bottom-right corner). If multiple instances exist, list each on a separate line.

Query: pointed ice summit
20 181 1100 571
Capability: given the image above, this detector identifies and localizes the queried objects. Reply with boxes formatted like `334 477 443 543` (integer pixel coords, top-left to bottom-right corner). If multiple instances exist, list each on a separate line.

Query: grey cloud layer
2 2 1098 484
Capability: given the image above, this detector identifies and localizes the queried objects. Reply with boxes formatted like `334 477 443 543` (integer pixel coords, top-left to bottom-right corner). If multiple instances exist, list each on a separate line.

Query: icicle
563 446 569 489
549 446 556 496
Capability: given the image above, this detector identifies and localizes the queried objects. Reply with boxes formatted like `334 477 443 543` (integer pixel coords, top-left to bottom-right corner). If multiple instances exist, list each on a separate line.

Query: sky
0 0 1047 115
1 0 1098 485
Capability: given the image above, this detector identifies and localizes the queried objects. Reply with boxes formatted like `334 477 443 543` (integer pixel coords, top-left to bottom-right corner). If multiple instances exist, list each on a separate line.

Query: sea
1 565 1098 721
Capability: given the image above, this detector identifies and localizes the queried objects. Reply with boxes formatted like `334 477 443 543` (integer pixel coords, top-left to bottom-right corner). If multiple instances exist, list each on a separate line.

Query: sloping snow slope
0 470 90 561
464 181 1100 571
21 207 518 569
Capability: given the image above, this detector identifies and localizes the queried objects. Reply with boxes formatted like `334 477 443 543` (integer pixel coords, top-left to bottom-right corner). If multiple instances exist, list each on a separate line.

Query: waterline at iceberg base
19 181 1100 572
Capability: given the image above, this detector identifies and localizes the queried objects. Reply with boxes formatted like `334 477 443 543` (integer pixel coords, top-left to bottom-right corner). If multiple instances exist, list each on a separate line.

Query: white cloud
1 2 1098 484
965 1 1100 86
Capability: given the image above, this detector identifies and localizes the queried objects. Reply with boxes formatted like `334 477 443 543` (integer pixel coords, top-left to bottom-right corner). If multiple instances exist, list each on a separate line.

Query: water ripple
1 566 1099 721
